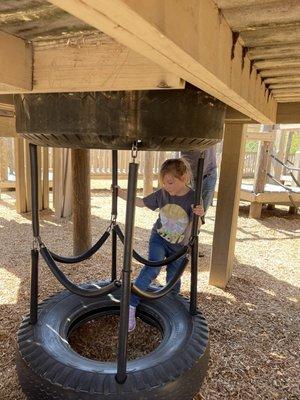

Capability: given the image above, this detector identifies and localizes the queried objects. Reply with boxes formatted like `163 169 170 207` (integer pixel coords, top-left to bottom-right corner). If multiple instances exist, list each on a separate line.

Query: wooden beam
225 106 256 123
0 34 182 93
48 0 276 123
0 116 16 137
260 68 300 78
245 132 275 142
277 102 300 123
255 58 300 70
248 44 300 61
209 123 246 288
264 76 300 85
277 98 300 103
0 32 32 92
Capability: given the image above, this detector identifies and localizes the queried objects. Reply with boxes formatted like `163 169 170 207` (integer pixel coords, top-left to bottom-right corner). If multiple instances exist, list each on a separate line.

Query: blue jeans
201 168 217 213
130 232 185 307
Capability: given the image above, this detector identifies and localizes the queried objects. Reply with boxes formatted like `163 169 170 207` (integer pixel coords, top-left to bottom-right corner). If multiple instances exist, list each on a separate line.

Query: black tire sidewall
17 286 209 400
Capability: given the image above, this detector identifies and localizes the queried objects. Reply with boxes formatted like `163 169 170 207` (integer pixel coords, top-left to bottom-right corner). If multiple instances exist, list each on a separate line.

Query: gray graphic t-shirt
143 188 194 250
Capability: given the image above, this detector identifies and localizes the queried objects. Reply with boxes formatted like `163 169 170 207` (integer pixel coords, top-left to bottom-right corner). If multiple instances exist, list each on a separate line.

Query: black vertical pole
116 162 138 384
29 144 40 238
29 143 40 324
190 156 204 315
111 150 118 281
30 249 39 324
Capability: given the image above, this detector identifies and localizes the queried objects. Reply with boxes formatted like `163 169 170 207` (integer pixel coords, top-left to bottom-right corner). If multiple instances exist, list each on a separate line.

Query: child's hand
193 204 204 217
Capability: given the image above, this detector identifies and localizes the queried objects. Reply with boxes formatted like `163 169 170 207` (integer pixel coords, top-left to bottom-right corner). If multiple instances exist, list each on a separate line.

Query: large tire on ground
17 283 209 400
14 84 225 150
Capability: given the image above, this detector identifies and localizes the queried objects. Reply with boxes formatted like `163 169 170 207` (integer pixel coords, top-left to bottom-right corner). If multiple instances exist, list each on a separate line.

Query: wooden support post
291 151 300 187
72 149 91 255
273 128 287 181
143 151 154 197
14 138 27 213
209 123 246 288
249 140 272 219
53 148 72 218
0 138 8 181
283 131 293 174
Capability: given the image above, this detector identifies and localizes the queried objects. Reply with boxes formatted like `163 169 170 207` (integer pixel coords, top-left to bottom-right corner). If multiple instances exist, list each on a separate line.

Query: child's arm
116 187 145 208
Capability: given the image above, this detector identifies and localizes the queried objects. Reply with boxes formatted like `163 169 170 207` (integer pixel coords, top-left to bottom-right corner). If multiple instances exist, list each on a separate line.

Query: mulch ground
0 189 299 400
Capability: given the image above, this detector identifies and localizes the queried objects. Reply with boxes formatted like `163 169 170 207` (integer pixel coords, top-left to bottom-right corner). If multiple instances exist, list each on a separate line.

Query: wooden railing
0 137 297 189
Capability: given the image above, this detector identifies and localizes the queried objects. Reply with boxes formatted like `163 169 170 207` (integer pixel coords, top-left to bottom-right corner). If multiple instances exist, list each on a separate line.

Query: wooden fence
0 137 297 188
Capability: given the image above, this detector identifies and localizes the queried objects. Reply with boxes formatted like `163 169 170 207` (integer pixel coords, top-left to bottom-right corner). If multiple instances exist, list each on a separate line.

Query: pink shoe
128 306 136 332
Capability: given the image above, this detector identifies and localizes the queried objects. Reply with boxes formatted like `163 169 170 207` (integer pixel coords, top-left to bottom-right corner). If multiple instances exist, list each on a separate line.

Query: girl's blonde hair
159 158 192 186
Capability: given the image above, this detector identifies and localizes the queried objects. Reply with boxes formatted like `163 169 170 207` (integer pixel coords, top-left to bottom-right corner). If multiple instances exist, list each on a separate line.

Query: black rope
267 173 298 193
270 154 300 172
290 171 300 187
50 229 110 264
114 224 189 267
40 245 121 298
131 256 189 299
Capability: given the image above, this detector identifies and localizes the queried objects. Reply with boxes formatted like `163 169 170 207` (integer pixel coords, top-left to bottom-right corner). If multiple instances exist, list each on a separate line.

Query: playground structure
240 126 300 218
1 125 299 219
13 87 223 399
1 1 300 398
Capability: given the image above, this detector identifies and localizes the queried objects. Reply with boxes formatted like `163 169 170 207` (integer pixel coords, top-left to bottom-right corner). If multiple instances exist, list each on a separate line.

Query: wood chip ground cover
0 189 299 400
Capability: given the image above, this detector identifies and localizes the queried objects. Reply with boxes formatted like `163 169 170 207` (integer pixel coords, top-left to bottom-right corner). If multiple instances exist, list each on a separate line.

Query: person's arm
116 187 145 208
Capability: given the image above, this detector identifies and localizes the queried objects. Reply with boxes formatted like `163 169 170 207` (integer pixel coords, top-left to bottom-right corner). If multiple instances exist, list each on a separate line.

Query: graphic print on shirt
157 203 189 244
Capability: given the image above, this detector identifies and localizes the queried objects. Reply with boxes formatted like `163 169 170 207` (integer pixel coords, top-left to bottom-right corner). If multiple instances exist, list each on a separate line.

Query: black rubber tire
17 283 209 400
14 84 225 150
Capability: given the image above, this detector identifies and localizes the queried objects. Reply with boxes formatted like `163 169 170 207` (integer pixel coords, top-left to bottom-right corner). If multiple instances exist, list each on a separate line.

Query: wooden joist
0 32 32 92
48 0 277 124
0 34 183 93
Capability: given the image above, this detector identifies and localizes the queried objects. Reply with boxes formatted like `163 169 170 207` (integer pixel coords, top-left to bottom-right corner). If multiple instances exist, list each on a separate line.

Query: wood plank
277 102 300 123
220 0 300 31
241 25 300 47
0 31 32 92
209 123 247 288
245 132 275 141
0 116 17 137
0 34 182 93
276 98 300 103
255 58 300 70
272 88 300 95
264 76 300 85
49 0 276 124
269 83 300 90
260 68 300 78
248 44 300 61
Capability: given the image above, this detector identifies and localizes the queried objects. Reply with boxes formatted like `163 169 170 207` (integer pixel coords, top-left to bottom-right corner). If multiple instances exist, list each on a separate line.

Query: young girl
117 158 204 332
